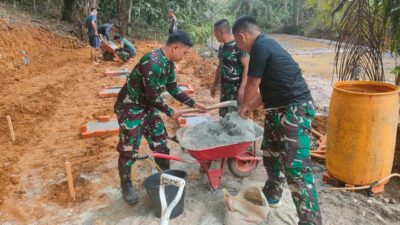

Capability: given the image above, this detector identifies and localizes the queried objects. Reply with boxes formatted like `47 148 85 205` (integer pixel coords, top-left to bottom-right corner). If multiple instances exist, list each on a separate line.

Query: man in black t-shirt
97 23 119 41
233 16 322 225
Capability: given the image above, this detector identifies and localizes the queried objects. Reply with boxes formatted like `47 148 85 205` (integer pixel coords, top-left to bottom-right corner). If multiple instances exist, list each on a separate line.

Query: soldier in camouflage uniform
114 31 206 205
211 19 248 118
233 16 322 225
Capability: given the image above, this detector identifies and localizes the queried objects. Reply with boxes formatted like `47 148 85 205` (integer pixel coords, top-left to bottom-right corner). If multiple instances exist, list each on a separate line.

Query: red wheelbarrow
136 127 263 190
99 35 117 61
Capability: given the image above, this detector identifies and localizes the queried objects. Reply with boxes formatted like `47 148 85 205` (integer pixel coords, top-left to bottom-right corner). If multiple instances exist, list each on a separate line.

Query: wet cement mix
177 112 264 150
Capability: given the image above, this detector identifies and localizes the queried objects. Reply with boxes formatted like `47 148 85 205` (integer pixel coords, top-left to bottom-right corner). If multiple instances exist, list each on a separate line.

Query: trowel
180 100 237 114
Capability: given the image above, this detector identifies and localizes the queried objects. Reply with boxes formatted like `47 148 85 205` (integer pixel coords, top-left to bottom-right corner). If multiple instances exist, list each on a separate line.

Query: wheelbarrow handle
151 153 183 161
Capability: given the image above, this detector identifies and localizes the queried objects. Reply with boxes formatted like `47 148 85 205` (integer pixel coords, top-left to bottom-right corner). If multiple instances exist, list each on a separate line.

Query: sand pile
177 112 264 150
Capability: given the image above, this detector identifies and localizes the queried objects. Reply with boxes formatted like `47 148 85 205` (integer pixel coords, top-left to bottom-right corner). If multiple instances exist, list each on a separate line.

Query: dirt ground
1 9 400 225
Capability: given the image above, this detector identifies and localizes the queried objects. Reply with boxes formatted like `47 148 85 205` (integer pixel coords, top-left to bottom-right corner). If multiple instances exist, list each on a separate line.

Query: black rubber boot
118 159 139 205
154 149 170 171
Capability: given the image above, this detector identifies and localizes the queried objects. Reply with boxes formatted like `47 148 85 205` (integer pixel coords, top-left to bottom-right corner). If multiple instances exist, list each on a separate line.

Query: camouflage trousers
219 82 240 118
261 101 322 225
115 104 169 167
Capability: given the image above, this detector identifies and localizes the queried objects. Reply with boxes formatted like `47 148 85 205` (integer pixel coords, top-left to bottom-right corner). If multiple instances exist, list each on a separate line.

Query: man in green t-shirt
114 34 137 62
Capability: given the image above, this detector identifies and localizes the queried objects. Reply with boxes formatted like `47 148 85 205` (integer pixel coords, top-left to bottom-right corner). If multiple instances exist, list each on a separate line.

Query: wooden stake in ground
250 112 257 151
64 161 76 200
6 115 16 142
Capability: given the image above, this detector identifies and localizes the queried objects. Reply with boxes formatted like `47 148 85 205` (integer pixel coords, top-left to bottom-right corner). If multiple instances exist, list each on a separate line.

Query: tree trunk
396 53 400 86
128 0 133 25
33 0 37 15
89 0 98 12
62 0 98 40
126 0 133 35
293 0 299 27
62 0 75 21
118 0 127 36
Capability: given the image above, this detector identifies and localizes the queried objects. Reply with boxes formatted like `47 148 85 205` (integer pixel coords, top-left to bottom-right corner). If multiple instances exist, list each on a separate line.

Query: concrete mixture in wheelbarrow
178 112 264 150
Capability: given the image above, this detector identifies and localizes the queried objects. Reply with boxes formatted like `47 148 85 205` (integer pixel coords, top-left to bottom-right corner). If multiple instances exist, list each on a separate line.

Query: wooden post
64 161 76 200
203 57 206 77
250 112 256 151
6 115 16 142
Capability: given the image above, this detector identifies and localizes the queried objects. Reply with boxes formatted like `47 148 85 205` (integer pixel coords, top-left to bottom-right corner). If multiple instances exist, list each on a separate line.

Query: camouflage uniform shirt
217 40 246 117
115 48 195 115
218 40 245 88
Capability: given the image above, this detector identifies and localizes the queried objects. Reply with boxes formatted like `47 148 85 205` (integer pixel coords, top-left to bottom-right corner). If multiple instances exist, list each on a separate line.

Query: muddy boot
118 163 139 205
154 149 170 171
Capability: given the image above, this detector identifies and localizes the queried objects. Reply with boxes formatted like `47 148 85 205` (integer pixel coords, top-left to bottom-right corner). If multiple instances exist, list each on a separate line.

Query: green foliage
303 0 338 37
7 0 400 53
98 0 215 45
373 0 400 52
392 66 400 75
229 0 285 31
98 0 118 24
186 23 211 47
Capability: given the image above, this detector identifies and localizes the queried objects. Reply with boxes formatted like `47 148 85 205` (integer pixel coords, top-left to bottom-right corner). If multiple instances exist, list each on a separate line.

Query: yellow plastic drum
327 81 399 185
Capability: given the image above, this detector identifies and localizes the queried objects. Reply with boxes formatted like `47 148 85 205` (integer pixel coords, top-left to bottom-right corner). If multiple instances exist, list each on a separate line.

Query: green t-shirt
122 38 136 55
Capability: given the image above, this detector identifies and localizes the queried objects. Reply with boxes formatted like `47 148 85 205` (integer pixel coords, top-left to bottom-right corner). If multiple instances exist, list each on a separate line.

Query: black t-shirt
248 34 312 108
97 23 112 40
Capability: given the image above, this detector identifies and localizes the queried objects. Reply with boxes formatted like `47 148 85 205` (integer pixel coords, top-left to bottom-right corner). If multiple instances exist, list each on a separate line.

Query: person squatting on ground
167 8 177 35
114 34 137 62
114 31 207 205
97 23 119 41
211 19 249 118
233 16 322 225
85 8 99 65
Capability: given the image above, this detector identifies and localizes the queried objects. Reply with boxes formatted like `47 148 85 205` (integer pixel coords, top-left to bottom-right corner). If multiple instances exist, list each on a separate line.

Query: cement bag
223 187 269 225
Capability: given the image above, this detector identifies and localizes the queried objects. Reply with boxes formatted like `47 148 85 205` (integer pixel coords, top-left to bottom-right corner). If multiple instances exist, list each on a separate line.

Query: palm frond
334 0 385 81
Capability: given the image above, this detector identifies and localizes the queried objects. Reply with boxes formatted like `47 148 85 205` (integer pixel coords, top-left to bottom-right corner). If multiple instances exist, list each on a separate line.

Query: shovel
180 100 238 114
159 173 186 225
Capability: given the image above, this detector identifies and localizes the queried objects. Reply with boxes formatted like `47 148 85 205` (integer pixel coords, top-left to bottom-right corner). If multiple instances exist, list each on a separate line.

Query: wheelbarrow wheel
228 148 258 178
103 52 114 61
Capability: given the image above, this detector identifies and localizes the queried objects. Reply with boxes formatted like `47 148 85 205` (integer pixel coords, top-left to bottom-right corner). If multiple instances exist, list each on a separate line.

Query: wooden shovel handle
180 101 237 114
